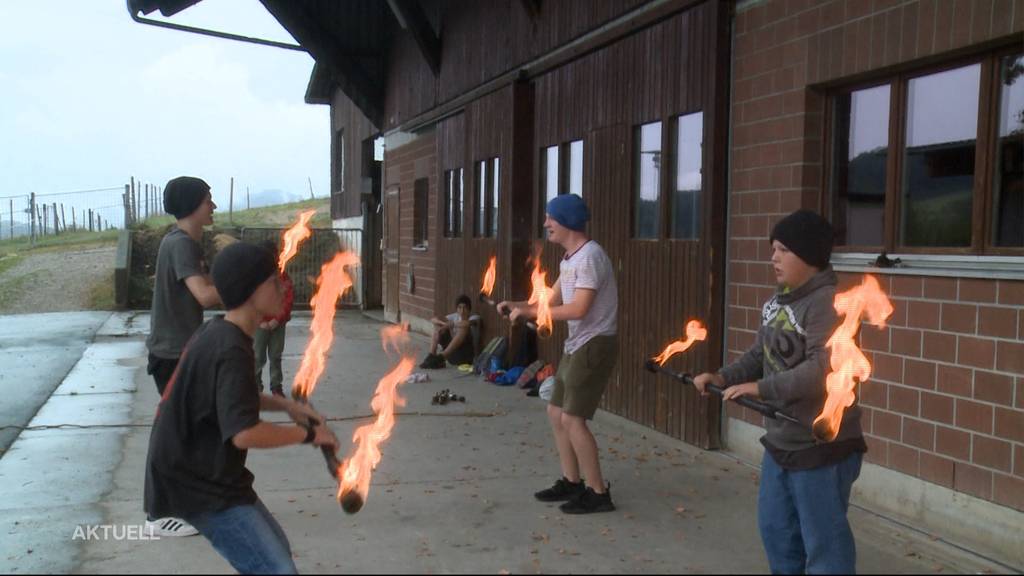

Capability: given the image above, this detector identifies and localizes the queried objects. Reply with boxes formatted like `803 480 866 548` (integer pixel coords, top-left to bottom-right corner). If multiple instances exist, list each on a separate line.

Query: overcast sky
0 0 329 220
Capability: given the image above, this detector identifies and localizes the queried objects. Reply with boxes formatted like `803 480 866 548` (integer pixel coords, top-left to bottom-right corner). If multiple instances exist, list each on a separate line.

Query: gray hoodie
719 268 864 452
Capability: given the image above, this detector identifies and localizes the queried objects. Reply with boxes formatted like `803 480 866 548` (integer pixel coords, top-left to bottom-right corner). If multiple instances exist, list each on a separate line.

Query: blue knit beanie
546 194 590 232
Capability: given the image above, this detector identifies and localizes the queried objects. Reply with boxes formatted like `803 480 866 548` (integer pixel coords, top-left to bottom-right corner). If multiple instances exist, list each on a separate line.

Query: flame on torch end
278 209 317 272
652 320 708 366
527 258 554 338
481 256 497 298
336 329 416 513
813 275 893 442
291 251 360 400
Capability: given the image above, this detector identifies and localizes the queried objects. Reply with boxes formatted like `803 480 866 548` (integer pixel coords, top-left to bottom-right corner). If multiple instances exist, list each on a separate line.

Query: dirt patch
0 245 117 314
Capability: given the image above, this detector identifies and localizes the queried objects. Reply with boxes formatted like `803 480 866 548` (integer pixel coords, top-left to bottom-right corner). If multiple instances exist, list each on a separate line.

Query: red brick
892 276 923 298
937 364 973 397
958 336 996 370
920 452 955 488
860 378 888 409
873 409 902 441
996 341 1024 374
974 371 1015 405
921 392 955 425
886 297 909 327
954 462 993 500
903 418 936 450
993 473 1024 511
956 399 994 434
994 408 1024 443
923 276 957 300
891 327 922 357
998 280 1024 306
936 426 971 460
960 278 998 303
923 331 957 363
872 352 902 382
864 434 889 465
889 442 920 476
1015 444 1024 478
1018 377 1024 410
942 302 977 334
907 300 941 330
862 323 891 352
904 359 937 390
972 435 1012 472
890 385 920 416
977 306 1018 339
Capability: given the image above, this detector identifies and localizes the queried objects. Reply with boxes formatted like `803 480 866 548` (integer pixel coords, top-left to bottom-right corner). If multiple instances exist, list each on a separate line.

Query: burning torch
477 255 541 332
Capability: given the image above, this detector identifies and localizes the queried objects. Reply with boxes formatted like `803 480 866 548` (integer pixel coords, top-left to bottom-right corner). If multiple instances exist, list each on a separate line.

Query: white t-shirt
445 312 480 330
559 240 618 354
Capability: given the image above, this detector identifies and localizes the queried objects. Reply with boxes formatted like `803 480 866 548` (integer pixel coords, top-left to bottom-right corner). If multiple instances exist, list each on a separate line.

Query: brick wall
384 134 438 322
729 0 1024 512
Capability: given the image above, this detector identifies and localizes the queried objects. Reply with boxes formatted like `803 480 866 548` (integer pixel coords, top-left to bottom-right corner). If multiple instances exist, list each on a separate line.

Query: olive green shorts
549 335 618 419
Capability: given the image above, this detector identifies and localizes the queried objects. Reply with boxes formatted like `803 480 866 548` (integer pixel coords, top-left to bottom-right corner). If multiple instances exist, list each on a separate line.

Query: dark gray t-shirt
146 227 206 359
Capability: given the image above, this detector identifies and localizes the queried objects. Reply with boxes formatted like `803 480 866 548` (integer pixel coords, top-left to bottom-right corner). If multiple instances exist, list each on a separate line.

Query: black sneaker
534 477 586 502
559 486 615 514
419 354 441 369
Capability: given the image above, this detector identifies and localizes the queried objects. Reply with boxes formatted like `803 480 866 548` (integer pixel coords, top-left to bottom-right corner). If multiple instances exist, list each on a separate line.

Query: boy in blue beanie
693 209 865 573
498 193 619 514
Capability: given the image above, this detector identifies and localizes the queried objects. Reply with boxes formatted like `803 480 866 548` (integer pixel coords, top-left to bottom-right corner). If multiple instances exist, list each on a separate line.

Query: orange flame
813 275 894 442
652 320 708 366
291 251 361 400
278 209 316 272
527 257 554 338
337 326 416 507
481 256 497 298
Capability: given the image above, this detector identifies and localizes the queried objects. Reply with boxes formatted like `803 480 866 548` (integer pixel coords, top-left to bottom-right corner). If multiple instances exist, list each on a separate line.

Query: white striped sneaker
145 517 198 537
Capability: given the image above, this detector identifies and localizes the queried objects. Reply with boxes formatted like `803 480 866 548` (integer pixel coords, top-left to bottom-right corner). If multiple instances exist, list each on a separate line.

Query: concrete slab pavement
2 311 1012 574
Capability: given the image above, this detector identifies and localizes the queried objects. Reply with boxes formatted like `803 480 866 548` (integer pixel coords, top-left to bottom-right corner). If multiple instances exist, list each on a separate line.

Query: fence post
30 193 36 246
9 199 13 240
42 203 48 236
123 185 131 228
72 207 77 231
60 204 66 233
53 202 59 235
89 209 94 232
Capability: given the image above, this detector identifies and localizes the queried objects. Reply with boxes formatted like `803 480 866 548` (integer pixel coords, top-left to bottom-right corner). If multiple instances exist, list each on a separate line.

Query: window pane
545 146 560 203
993 54 1024 247
831 85 889 246
457 168 464 237
444 170 454 238
901 64 980 247
568 140 583 197
476 160 487 237
672 112 703 239
491 158 500 238
634 122 662 238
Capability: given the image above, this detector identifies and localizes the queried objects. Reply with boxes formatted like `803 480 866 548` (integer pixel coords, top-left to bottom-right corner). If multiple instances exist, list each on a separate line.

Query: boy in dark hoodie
694 209 865 574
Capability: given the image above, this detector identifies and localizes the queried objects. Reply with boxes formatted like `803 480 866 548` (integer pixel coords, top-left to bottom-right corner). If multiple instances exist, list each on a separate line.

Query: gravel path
0 245 116 314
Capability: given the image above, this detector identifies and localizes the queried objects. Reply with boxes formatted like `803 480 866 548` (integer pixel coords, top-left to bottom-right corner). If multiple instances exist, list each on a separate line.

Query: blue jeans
188 499 297 575
758 451 862 574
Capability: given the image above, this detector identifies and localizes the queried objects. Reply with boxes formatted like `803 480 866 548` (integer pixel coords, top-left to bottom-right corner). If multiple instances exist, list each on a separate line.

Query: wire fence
0 178 164 243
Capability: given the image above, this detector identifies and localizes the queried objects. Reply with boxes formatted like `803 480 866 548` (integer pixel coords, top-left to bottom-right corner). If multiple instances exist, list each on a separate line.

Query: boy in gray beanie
694 209 865 573
145 242 339 574
144 176 222 537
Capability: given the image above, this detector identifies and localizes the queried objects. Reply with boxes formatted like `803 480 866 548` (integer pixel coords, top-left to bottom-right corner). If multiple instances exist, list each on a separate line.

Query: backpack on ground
473 336 508 376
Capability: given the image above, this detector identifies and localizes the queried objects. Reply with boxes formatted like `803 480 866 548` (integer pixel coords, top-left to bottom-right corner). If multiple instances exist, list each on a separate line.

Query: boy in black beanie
694 209 866 573
145 242 339 574
144 175 222 537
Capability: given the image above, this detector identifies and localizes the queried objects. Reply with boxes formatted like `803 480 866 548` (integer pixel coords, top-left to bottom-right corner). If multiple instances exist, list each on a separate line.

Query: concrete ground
0 311 1013 574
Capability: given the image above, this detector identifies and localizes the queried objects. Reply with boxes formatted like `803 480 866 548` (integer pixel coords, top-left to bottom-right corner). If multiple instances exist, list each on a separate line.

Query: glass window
672 112 703 239
456 168 464 237
634 122 662 239
444 169 463 238
568 140 584 197
831 85 889 247
540 145 560 235
413 178 428 247
993 53 1024 247
901 64 980 247
476 160 487 237
491 158 500 238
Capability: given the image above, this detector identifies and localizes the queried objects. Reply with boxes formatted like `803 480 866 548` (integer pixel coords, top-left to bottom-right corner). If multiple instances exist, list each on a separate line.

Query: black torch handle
292 393 341 479
643 360 801 425
479 293 538 332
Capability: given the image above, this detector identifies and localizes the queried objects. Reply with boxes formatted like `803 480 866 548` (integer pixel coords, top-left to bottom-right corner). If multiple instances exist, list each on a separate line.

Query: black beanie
769 209 834 269
212 242 277 310
163 176 210 219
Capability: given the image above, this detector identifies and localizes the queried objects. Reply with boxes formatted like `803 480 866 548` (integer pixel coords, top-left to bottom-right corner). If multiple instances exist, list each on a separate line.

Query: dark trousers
147 353 179 396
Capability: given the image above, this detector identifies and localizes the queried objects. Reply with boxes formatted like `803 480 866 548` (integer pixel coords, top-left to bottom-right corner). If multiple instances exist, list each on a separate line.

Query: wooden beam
386 0 441 76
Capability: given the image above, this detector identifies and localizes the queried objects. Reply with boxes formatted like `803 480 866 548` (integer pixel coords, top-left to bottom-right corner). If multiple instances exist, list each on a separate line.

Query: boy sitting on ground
419 294 479 369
